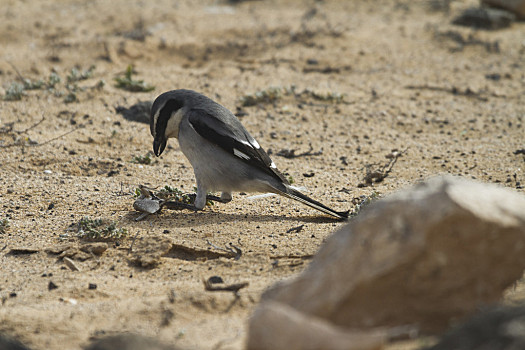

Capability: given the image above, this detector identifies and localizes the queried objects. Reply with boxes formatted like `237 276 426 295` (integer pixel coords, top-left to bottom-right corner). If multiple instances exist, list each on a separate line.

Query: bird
149 89 349 220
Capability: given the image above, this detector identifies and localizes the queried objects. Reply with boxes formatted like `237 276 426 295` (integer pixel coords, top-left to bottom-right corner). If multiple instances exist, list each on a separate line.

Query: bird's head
150 92 185 157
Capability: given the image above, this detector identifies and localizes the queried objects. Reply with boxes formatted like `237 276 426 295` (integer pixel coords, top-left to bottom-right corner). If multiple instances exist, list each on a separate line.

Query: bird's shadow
122 209 344 228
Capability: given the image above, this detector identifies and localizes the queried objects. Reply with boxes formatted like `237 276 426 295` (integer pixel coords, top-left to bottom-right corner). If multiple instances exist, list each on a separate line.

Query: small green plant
75 216 127 240
132 152 152 165
63 92 78 103
309 90 345 103
47 72 61 88
349 191 379 217
0 218 10 234
94 79 105 90
157 185 193 203
3 67 95 102
4 83 25 101
114 65 155 92
22 78 45 90
67 65 95 83
240 87 282 107
239 85 346 107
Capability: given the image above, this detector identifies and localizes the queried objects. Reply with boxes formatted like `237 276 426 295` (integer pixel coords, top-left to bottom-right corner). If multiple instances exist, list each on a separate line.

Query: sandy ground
0 0 524 349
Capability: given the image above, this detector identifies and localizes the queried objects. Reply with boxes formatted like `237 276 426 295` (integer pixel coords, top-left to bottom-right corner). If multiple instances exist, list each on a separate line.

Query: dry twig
358 148 408 187
276 144 322 158
204 277 249 296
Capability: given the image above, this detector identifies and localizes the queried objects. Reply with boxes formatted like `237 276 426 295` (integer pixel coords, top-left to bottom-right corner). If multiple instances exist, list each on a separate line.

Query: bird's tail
280 186 349 220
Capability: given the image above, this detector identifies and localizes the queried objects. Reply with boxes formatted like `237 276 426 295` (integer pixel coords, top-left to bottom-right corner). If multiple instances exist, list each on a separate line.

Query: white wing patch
233 148 251 160
240 139 260 150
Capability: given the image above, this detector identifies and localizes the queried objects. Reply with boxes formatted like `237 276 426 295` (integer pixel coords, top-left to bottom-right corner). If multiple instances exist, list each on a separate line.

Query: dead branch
0 115 81 148
206 240 242 260
276 144 323 158
358 148 408 188
204 278 249 295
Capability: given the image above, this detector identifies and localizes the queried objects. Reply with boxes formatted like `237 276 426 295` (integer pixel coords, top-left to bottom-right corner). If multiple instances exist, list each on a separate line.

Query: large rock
251 176 525 347
427 305 525 350
248 301 388 350
482 0 525 19
85 334 177 350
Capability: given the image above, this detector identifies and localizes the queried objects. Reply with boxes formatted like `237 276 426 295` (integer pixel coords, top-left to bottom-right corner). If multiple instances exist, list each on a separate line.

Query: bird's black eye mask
153 98 184 138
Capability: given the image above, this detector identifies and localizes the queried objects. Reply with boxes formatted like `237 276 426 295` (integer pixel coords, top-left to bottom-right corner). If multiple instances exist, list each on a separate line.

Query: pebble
48 281 58 291
63 257 80 271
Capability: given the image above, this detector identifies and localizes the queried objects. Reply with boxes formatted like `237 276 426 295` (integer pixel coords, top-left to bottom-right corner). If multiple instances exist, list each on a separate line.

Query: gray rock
427 305 525 350
482 0 525 19
0 334 32 350
248 301 388 350
452 7 515 29
85 334 176 350
258 176 525 334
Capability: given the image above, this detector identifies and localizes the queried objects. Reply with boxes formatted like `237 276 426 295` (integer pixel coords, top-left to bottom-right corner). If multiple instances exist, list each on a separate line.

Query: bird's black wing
187 109 289 184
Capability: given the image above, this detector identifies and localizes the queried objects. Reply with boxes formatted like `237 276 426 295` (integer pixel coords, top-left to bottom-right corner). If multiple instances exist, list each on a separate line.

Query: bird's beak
153 135 167 157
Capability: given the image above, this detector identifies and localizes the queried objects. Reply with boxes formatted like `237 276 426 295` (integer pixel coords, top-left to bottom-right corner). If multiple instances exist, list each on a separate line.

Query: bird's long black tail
280 186 349 220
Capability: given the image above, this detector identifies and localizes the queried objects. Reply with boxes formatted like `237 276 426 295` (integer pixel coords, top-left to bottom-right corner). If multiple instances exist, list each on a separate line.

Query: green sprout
22 78 45 90
67 65 95 83
132 152 153 165
157 185 194 204
114 65 155 92
75 216 127 240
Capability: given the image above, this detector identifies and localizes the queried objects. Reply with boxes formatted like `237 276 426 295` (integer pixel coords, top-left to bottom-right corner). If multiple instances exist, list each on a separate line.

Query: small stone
452 7 515 29
8 247 39 255
85 333 176 350
88 283 97 290
63 257 80 271
44 169 52 174
207 276 224 284
482 0 525 19
130 236 173 268
80 242 108 256
48 281 58 291
429 305 525 350
45 244 74 255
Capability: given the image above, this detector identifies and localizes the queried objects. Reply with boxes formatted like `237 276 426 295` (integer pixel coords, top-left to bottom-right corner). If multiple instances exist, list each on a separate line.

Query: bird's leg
185 188 232 208
194 185 208 210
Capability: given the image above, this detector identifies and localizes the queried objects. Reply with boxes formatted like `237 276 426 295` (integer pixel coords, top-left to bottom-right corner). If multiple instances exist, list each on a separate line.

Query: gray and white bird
150 89 349 220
